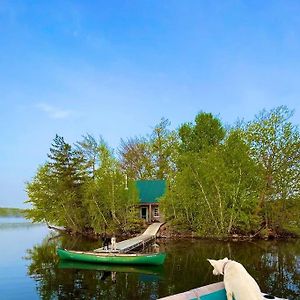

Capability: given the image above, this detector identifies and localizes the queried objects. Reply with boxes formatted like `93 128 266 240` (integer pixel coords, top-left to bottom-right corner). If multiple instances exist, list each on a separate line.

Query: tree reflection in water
25 234 300 299
25 234 162 299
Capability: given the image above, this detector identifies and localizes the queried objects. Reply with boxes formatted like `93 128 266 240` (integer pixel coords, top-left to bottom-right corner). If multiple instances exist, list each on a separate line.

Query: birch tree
245 106 300 234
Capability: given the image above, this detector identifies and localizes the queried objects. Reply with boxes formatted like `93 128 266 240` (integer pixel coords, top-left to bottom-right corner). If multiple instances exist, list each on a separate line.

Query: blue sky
1 1 300 207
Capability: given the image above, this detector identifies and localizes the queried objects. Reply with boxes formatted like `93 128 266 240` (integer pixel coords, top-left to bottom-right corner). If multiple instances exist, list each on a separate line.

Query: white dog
208 257 263 300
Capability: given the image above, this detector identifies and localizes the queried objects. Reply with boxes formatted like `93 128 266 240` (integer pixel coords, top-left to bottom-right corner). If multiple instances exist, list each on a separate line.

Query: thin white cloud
36 103 73 119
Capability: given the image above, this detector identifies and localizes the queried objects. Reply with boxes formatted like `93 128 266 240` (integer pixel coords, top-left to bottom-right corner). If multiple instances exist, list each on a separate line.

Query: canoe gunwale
158 282 289 300
57 248 166 266
59 248 165 257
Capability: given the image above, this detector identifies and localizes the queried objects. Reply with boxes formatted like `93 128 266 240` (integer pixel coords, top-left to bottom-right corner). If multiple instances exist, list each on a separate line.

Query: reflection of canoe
57 248 166 266
158 282 288 300
58 260 164 276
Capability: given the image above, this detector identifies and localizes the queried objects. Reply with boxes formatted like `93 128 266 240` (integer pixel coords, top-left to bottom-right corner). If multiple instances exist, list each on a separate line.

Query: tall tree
150 118 179 179
161 112 262 237
75 134 103 178
161 129 261 237
48 135 87 187
48 135 88 230
26 135 89 232
245 106 300 233
26 135 140 235
178 112 226 154
118 137 153 180
83 143 139 234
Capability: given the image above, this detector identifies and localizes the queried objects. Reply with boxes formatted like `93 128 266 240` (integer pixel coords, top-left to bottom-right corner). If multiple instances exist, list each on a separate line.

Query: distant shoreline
0 207 25 217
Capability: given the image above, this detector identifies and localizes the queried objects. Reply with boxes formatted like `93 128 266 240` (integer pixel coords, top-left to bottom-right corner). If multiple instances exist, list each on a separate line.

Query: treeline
0 207 25 217
25 136 141 236
162 107 300 238
26 106 300 238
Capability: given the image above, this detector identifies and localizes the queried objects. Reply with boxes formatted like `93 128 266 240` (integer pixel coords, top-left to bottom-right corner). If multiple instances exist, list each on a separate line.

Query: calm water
0 218 299 300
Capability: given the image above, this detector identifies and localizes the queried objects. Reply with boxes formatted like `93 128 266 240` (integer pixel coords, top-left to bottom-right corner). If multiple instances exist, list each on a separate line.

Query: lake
0 217 299 300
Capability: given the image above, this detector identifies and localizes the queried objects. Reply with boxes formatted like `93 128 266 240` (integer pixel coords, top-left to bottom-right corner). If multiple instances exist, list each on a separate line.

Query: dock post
111 236 116 251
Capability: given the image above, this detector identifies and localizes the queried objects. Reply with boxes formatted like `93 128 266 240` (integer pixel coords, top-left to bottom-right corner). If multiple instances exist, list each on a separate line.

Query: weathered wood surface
158 282 225 300
142 222 164 236
158 282 288 300
94 222 163 253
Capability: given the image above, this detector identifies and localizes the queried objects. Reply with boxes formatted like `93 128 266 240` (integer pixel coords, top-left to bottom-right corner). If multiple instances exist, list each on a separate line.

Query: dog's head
207 257 229 275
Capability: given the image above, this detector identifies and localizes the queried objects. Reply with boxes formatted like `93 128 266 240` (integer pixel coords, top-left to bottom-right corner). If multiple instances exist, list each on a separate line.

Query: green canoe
57 248 166 266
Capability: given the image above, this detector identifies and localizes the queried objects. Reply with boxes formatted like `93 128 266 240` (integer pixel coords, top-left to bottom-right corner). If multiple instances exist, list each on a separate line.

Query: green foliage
82 143 140 234
75 134 103 178
0 207 24 217
178 112 225 154
161 125 262 237
119 118 179 181
119 137 153 180
245 106 300 232
25 107 300 238
160 108 300 238
26 135 89 231
26 135 139 235
150 118 179 180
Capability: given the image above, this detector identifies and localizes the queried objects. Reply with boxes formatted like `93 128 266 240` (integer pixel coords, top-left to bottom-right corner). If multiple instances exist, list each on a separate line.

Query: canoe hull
158 282 288 300
57 248 166 266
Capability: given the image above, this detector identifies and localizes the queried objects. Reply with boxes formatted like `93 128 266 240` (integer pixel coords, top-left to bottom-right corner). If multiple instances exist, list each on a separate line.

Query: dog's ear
223 257 229 262
207 259 216 266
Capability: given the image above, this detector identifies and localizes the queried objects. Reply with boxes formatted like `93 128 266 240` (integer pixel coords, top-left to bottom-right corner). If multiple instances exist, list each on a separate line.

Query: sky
1 0 300 208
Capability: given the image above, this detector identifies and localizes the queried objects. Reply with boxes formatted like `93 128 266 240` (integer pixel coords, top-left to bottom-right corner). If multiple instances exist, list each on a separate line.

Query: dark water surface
0 218 299 300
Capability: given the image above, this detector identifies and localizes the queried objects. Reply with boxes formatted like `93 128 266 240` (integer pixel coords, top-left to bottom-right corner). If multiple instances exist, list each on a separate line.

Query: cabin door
141 207 148 221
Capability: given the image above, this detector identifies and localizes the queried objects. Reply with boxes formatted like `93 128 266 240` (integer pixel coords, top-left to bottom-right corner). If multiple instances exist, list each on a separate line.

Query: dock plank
94 223 163 253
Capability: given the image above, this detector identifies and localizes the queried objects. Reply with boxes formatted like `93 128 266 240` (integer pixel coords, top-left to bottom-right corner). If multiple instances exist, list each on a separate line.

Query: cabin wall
139 204 162 223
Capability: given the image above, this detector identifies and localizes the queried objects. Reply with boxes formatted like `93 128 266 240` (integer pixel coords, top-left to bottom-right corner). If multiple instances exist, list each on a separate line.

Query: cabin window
154 207 159 217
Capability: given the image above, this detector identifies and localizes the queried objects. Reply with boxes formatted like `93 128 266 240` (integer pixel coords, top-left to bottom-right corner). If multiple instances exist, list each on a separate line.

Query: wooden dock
94 222 163 253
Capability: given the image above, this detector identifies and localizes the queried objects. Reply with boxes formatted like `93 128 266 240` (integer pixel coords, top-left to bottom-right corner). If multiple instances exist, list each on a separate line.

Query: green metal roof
136 180 166 203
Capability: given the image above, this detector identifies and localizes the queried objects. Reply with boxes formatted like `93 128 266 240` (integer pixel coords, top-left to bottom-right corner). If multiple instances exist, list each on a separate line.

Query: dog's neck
222 260 230 275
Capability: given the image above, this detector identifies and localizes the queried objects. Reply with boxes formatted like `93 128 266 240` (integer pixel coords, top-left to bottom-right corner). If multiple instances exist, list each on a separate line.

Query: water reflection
25 235 300 299
0 216 28 223
160 239 300 299
0 216 43 230
25 235 163 299
59 261 164 277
